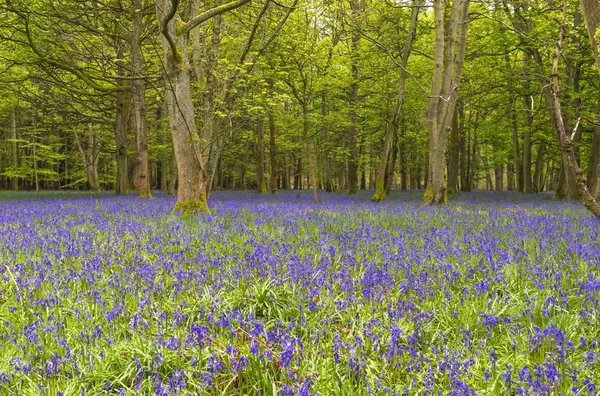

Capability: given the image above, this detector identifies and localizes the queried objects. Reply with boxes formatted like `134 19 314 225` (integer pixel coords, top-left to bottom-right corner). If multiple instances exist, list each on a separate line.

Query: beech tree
423 0 471 204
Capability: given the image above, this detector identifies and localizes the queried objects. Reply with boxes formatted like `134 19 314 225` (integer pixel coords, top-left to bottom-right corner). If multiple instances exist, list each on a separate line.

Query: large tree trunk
552 2 600 220
588 93 600 198
132 0 151 198
256 118 267 194
372 0 420 202
424 0 471 204
156 1 208 212
11 108 18 191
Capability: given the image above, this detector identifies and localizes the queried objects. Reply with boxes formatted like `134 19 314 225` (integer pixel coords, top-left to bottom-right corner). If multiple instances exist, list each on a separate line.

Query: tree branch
185 0 253 34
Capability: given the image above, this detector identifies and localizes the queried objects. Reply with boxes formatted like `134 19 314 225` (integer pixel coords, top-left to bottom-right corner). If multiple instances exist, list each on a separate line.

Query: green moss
175 199 209 213
423 185 448 204
258 181 267 194
137 191 152 199
371 188 386 202
348 188 358 195
175 19 187 36
423 185 434 204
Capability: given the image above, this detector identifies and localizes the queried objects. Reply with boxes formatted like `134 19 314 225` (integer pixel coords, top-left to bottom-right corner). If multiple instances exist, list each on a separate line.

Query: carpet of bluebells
0 190 600 395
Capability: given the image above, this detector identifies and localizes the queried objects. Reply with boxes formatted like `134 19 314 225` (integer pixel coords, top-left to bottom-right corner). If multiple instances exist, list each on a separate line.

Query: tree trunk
11 108 18 191
495 167 503 191
31 106 39 192
206 118 223 196
75 123 101 191
580 0 600 72
424 0 471 204
168 149 177 196
399 126 407 191
199 2 222 169
132 0 151 198
372 120 394 201
269 108 278 194
447 103 460 193
506 54 523 192
256 118 267 194
386 128 399 194
156 0 211 212
303 105 319 202
294 156 302 190
372 0 420 201
552 2 600 219
321 92 333 192
587 92 600 198
347 0 361 194
522 54 534 193
115 52 129 196
533 143 545 193
158 102 168 191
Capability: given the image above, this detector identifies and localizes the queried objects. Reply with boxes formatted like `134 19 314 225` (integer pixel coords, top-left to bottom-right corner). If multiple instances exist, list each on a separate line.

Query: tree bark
580 0 600 72
321 92 333 192
505 54 523 192
131 0 151 198
31 106 39 192
303 105 319 202
11 108 18 191
269 109 278 194
522 54 533 193
447 103 460 193
75 123 101 191
156 0 218 212
347 0 361 194
114 54 129 196
424 0 471 204
552 1 600 219
167 148 177 196
533 143 545 193
256 117 267 194
588 92 600 198
385 125 399 194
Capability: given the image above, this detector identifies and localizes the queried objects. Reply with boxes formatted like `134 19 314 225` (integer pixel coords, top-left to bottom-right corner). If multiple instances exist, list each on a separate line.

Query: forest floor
0 190 599 395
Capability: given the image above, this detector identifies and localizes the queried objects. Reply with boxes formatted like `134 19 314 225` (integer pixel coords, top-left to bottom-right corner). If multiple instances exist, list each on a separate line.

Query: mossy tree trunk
155 0 251 211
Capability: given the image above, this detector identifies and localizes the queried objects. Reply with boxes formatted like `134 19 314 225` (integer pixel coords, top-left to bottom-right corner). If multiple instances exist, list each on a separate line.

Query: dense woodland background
0 0 599 206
